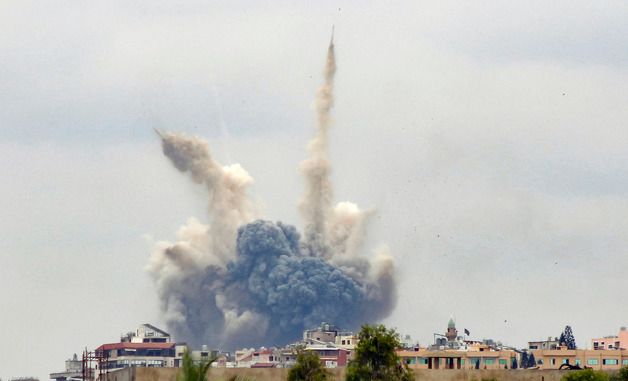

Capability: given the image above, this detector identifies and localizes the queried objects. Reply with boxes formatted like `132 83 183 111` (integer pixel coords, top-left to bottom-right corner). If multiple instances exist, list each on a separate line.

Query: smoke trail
299 35 336 256
159 131 255 265
298 34 376 264
148 34 398 349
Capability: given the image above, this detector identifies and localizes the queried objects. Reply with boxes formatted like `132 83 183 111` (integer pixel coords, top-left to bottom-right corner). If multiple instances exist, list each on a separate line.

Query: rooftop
96 342 175 351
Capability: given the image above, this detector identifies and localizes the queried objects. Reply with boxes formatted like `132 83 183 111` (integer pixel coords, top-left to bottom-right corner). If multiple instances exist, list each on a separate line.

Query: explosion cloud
148 34 398 349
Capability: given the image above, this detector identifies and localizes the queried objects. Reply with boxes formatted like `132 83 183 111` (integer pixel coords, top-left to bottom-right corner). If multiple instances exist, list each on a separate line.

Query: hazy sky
2 1 628 379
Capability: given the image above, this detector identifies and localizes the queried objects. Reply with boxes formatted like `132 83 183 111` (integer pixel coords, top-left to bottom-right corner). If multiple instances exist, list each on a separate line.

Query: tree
609 366 628 381
177 350 215 381
288 350 330 381
527 353 536 368
345 324 414 381
561 369 609 381
559 326 577 350
521 352 529 369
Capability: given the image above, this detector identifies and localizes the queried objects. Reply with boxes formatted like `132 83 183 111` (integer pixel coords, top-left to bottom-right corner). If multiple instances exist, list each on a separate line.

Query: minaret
446 317 458 341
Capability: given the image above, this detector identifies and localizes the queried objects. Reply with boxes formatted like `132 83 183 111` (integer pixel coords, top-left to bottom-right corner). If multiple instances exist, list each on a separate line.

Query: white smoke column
159 131 256 265
327 202 374 258
299 33 375 262
297 32 397 316
148 132 257 343
299 34 336 255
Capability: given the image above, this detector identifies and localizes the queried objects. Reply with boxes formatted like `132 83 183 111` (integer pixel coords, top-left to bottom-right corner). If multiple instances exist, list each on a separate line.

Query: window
588 359 599 366
575 359 581 366
461 359 465 365
341 340 346 345
550 358 556 365
419 358 428 365
484 359 494 365
537 359 544 365
499 359 507 365
622 360 628 366
603 359 618 365
562 359 569 365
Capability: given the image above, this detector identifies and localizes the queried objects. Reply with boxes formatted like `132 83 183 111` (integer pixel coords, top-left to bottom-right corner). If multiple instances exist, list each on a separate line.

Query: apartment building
531 349 628 370
592 327 628 350
398 347 517 370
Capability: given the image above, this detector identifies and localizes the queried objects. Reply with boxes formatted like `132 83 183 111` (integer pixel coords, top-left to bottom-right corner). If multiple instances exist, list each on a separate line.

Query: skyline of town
3 1 627 380
45 320 628 381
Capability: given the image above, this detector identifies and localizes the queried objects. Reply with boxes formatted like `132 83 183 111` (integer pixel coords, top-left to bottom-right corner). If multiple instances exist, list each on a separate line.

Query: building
304 345 350 368
189 344 226 366
49 354 82 381
234 348 278 368
528 337 560 350
303 322 341 343
300 322 356 365
120 324 171 344
275 348 298 368
94 324 187 370
398 347 517 370
446 318 458 341
335 333 357 349
429 318 471 351
234 349 255 368
399 319 517 370
230 322 355 369
530 348 628 370
592 327 628 350
95 341 185 369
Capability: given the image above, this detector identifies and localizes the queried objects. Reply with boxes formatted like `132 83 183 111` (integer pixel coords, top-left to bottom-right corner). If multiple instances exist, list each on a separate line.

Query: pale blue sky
1 1 628 379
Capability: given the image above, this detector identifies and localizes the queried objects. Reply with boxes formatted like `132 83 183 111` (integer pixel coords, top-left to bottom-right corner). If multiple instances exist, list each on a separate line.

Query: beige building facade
531 349 628 370
591 327 628 351
398 348 517 370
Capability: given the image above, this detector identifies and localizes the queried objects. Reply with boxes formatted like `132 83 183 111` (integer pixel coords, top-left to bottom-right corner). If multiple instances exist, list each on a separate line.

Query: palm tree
177 350 215 381
177 349 258 381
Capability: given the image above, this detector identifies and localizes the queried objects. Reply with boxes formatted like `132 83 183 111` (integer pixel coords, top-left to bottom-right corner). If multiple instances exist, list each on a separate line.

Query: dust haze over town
1 1 628 380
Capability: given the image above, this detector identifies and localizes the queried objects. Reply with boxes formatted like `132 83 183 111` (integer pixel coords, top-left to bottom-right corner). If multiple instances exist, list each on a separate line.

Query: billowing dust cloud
148 35 397 349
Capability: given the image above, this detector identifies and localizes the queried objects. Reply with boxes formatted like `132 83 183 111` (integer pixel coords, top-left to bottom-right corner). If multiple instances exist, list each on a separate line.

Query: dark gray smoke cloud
148 36 398 349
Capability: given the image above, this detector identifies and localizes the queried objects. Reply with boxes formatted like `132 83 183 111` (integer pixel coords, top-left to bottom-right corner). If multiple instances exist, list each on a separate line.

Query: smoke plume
149 35 398 349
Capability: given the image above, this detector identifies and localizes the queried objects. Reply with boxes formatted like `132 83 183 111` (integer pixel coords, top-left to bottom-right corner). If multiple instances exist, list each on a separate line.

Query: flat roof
96 342 175 351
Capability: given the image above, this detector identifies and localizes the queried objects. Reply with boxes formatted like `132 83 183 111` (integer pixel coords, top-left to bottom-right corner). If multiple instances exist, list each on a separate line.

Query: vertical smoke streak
299 31 375 262
299 34 336 256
